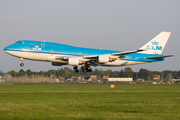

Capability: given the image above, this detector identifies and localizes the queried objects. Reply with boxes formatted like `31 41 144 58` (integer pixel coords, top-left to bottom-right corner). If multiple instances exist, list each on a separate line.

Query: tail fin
139 31 171 54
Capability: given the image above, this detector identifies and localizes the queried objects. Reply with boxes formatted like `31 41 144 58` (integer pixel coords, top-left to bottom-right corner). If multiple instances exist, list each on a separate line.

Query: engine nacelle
98 56 110 63
52 62 63 66
98 56 116 63
68 58 79 65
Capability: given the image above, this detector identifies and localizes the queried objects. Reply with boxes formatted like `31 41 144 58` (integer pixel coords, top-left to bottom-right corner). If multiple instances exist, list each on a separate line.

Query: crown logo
33 46 41 50
151 40 159 45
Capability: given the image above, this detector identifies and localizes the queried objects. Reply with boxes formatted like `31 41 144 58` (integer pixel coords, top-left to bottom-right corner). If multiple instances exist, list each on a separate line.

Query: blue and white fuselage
4 32 174 72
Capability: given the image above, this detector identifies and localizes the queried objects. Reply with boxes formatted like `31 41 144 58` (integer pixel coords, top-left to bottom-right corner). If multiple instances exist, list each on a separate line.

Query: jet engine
52 62 63 66
68 58 79 65
98 56 109 63
98 56 116 63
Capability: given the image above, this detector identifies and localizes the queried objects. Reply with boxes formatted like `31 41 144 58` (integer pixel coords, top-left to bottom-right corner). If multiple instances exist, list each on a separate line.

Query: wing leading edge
83 49 145 59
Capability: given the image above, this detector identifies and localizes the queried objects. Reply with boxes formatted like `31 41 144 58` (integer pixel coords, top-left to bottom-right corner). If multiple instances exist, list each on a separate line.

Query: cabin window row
29 43 55 47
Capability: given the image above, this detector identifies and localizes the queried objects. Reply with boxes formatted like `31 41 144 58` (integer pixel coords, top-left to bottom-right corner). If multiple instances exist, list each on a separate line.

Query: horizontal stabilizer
145 55 175 59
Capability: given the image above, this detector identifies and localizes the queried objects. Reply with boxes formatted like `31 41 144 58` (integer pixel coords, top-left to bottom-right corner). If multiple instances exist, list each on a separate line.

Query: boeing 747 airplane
4 32 174 72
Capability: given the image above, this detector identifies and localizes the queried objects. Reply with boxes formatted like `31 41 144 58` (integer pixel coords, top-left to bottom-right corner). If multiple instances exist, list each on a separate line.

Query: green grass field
0 84 180 120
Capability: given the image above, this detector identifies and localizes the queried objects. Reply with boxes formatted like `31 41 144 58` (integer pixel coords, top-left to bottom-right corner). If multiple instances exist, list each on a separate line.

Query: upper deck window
29 43 41 45
29 43 55 47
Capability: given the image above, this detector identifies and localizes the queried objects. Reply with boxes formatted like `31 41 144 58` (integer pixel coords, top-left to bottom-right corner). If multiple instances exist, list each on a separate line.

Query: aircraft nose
4 46 9 51
4 45 12 53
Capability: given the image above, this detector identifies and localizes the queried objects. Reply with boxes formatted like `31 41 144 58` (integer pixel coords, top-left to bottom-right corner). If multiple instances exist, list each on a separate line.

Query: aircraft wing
83 55 98 59
111 49 144 56
83 49 145 59
52 49 146 66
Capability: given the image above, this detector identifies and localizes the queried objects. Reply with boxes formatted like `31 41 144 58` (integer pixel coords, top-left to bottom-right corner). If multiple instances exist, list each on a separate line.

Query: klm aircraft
4 32 174 73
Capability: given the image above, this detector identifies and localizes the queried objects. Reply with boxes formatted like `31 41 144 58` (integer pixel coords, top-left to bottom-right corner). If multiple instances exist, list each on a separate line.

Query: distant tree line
2 67 180 81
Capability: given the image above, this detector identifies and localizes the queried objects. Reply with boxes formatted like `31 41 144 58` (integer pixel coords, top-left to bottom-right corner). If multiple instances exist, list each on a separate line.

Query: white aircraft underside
5 50 146 66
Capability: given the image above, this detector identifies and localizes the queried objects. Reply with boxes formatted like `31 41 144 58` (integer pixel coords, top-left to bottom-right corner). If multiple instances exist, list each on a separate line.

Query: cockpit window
16 41 21 43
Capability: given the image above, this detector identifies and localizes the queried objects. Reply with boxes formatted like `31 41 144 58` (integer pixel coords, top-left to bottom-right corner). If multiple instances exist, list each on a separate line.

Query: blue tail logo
151 40 159 45
147 40 162 51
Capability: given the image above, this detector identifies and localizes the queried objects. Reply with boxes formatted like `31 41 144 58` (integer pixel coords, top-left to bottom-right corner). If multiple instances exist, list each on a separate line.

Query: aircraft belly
19 52 65 62
13 51 74 63
5 50 19 57
5 51 49 61
17 51 42 60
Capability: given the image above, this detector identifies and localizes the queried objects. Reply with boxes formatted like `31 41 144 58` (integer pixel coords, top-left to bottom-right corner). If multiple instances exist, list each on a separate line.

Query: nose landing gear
20 58 24 67
20 63 24 67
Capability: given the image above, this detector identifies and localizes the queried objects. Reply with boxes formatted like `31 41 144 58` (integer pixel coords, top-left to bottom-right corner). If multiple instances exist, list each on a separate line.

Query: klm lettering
147 45 162 51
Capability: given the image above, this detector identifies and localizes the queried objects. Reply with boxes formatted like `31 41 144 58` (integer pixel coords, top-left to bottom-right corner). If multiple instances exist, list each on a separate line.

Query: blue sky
0 0 179 72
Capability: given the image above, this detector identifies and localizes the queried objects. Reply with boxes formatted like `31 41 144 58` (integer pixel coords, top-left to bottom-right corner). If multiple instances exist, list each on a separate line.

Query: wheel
81 66 87 73
87 69 92 72
73 66 78 70
20 63 24 67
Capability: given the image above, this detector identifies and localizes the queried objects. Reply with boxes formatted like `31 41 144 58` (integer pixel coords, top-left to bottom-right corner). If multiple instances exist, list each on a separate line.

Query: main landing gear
73 66 79 73
73 64 92 73
81 64 92 73
20 58 24 67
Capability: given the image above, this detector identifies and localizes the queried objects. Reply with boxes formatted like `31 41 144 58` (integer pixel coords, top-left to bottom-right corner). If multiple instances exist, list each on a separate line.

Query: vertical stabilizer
139 31 171 54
